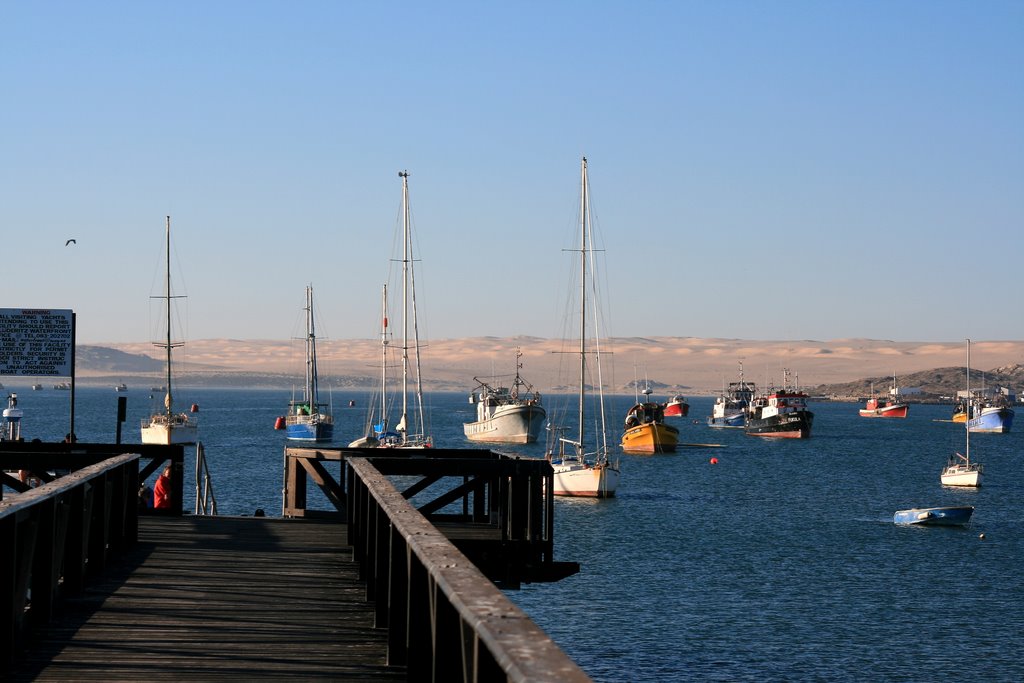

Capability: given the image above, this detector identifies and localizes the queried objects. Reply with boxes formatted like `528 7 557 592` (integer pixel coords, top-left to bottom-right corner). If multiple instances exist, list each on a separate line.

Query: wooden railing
0 454 140 663
346 456 590 682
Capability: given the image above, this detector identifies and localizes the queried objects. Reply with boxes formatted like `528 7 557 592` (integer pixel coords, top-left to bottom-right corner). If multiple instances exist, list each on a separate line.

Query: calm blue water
7 387 1023 681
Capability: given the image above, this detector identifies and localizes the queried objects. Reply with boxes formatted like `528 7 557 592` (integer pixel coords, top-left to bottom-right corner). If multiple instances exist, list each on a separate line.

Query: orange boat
621 400 680 454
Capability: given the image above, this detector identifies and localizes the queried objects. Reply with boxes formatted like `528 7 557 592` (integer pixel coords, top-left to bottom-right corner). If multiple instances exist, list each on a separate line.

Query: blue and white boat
707 361 755 428
281 286 334 443
894 506 974 526
968 398 1014 434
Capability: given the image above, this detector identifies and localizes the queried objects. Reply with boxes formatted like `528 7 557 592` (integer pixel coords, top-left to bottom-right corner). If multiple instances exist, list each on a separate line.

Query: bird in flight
65 239 76 246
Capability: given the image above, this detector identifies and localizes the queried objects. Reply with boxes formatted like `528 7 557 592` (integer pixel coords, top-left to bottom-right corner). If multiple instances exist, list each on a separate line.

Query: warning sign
0 308 74 376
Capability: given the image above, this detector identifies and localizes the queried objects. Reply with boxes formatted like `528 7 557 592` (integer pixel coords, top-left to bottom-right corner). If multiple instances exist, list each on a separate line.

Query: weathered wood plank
4 516 405 681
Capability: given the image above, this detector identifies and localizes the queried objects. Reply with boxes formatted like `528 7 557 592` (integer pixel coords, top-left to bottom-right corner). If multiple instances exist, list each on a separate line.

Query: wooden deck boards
6 516 405 681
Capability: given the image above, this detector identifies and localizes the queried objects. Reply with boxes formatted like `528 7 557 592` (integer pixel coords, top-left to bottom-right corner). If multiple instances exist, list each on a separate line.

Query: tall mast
305 285 318 406
380 283 388 432
165 216 172 418
966 338 971 461
578 157 587 452
399 170 410 443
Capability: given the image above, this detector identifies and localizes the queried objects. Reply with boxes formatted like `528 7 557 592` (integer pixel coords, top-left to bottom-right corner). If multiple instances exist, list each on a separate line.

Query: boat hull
707 412 745 428
551 460 619 497
620 422 680 454
940 463 982 487
968 407 1014 433
286 418 334 442
859 404 909 418
464 404 546 444
141 416 198 445
893 506 974 526
744 412 813 438
663 398 689 417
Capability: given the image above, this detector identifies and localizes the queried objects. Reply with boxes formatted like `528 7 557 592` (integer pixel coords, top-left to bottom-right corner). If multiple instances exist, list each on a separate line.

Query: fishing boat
545 157 620 497
31 384 42 391
859 374 909 418
115 382 127 392
349 172 432 449
141 216 198 445
707 362 755 428
278 286 334 442
941 340 983 487
621 384 680 454
464 350 546 444
744 369 813 438
952 389 1015 433
663 394 689 417
53 382 71 390
893 506 974 526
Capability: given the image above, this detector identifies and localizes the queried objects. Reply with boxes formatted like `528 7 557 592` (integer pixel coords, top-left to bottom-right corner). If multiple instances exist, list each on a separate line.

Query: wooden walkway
6 516 404 681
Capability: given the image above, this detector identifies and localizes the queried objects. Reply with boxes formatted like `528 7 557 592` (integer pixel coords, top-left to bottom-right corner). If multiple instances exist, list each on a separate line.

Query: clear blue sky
3 1 1021 345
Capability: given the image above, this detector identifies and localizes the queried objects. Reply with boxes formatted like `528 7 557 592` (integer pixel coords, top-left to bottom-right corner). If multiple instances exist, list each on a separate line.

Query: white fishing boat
279 286 334 442
349 171 432 449
546 157 620 497
141 216 198 445
941 339 983 487
464 349 546 444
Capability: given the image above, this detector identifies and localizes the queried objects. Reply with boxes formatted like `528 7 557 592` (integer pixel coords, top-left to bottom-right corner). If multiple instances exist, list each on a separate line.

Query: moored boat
279 286 334 443
141 216 198 445
663 395 689 417
546 157 620 497
893 506 974 526
859 374 909 418
744 369 813 438
942 339 983 487
464 350 546 444
707 362 754 428
621 388 679 454
952 389 1015 433
349 172 432 449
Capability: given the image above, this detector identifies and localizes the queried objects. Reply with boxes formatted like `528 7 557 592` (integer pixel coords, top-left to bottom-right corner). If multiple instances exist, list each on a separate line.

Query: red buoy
274 416 286 430
710 457 719 465
190 403 199 413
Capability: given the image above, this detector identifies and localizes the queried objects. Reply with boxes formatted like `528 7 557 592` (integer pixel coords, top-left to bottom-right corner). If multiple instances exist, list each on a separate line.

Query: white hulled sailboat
141 216 197 445
546 157 620 497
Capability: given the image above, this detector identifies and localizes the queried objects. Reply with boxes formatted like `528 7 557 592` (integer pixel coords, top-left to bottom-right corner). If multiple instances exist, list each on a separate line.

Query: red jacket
154 474 172 509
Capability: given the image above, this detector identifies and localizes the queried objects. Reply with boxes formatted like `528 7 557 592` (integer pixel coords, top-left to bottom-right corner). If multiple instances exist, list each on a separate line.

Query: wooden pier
2 443 590 681
5 515 401 681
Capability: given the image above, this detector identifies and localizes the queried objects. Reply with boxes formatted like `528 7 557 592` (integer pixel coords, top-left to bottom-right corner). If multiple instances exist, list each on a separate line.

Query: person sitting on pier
153 466 172 509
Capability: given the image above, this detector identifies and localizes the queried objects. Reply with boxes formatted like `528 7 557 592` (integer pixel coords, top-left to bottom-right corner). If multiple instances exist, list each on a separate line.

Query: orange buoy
190 403 199 413
710 457 718 465
274 416 286 430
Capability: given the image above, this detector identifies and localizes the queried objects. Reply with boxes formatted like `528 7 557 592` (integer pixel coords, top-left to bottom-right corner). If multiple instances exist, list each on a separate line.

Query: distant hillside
34 338 1024 392
810 364 1024 400
77 345 163 373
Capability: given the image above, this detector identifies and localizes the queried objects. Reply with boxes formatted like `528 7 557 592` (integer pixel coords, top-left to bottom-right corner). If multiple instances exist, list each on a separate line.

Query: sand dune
101 337 1024 394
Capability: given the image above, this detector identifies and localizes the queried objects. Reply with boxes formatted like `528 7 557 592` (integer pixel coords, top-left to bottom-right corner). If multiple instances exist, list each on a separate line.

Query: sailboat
941 339 983 487
280 286 334 442
349 171 432 449
141 216 198 445
546 157 620 497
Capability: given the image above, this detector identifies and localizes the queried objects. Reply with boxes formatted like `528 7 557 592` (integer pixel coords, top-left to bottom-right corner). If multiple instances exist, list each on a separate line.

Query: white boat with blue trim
894 506 974 526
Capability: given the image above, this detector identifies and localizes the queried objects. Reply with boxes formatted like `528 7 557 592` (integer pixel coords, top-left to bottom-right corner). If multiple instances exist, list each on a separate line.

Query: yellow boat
621 401 680 454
